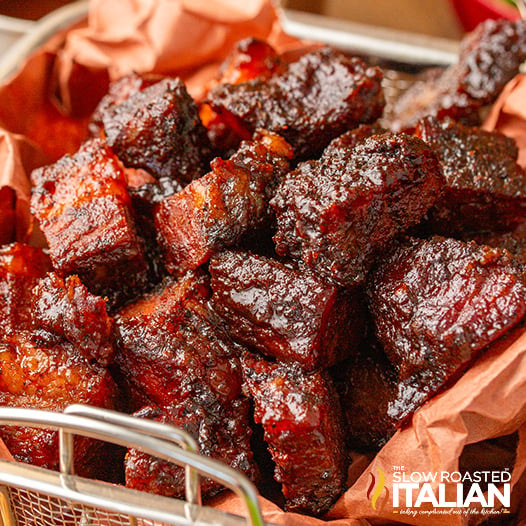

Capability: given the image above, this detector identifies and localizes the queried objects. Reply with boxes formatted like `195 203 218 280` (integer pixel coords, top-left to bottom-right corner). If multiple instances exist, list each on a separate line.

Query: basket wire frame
0 405 268 526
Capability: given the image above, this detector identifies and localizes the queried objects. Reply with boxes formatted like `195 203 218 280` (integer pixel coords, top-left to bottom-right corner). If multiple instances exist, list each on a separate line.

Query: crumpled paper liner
1 1 526 525
483 73 526 168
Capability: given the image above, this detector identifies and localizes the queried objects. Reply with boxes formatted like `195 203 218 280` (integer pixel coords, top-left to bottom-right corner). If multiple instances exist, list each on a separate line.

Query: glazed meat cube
271 133 443 286
91 73 187 272
333 341 426 450
207 47 384 159
125 397 257 499
387 19 526 132
241 352 347 516
367 236 526 396
0 243 52 336
209 250 366 371
202 38 283 154
89 71 162 137
31 139 148 307
155 130 292 275
114 271 243 409
416 116 526 236
31 273 114 366
0 331 119 478
101 77 211 185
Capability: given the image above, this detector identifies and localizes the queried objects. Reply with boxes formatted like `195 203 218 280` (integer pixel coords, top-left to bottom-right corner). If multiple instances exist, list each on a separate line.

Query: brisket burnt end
207 47 384 159
125 397 257 499
367 236 526 399
89 71 162 137
271 132 444 286
416 116 526 236
209 249 366 371
101 77 212 185
155 130 292 275
114 271 242 410
241 352 348 516
31 139 149 308
387 19 526 132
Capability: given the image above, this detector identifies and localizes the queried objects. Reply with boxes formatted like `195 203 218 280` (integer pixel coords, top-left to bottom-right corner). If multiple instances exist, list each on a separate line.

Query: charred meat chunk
207 47 384 159
201 38 284 154
0 243 52 336
125 397 257 499
209 250 366 371
333 341 427 450
114 271 243 410
102 77 211 185
155 130 292 275
241 352 347 516
31 139 148 308
271 133 444 286
367 236 526 398
416 116 526 236
89 71 162 137
0 331 119 477
387 19 526 132
31 273 114 366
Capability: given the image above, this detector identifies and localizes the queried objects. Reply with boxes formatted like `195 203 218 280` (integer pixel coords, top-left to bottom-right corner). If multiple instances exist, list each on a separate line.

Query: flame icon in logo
367 467 388 510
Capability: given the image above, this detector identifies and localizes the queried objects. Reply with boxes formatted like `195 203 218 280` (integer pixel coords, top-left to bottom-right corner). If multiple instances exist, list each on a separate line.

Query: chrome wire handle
63 405 202 507
0 405 267 526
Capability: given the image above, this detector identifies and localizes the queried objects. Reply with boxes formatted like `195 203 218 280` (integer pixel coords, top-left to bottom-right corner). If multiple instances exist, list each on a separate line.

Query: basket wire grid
0 405 271 526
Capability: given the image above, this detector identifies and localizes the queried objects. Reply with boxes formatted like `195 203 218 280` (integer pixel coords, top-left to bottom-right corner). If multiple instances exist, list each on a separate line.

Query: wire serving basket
0 405 272 526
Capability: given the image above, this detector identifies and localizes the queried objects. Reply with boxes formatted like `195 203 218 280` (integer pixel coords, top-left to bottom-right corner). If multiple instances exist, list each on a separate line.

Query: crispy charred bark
271 132 444 286
209 249 366 371
321 123 386 159
208 47 384 159
155 130 292 275
241 352 348 516
416 116 526 236
387 19 526 132
31 139 149 308
101 77 211 185
89 71 162 137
